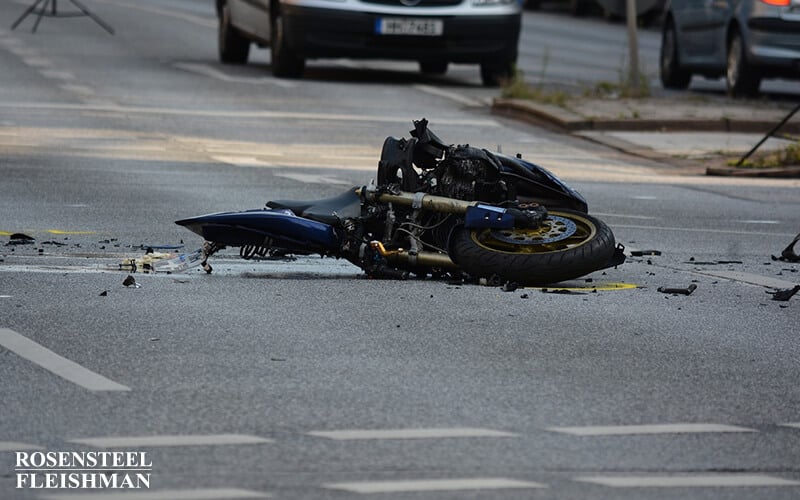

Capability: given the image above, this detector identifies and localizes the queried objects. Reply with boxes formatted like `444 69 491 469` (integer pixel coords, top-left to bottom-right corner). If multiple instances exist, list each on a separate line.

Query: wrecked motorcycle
176 119 624 285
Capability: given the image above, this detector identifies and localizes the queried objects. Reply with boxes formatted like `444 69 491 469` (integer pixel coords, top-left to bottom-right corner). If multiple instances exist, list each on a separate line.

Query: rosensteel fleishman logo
15 451 152 490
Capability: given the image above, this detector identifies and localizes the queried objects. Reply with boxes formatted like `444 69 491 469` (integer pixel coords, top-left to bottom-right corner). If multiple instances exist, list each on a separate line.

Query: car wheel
727 31 761 98
480 62 513 87
659 19 691 90
271 11 305 78
219 2 250 64
419 61 448 76
570 0 590 16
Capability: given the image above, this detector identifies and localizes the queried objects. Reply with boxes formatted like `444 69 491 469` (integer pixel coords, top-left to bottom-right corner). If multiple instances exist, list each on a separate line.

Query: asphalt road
1 1 799 499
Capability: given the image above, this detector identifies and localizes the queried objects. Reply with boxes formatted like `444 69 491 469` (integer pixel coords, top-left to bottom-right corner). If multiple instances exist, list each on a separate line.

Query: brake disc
489 215 577 245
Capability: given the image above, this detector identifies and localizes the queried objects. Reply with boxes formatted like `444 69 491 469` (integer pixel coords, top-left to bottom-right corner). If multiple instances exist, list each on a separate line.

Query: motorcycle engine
435 146 509 203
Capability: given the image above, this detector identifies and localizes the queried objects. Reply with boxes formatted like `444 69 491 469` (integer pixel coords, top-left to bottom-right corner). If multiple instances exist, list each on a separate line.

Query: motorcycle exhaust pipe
370 241 457 269
359 187 476 214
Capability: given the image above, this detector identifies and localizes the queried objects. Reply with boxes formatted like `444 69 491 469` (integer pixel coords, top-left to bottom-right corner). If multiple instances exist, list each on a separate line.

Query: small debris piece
631 250 662 257
520 294 529 299
150 338 160 342
501 281 519 292
7 233 35 246
99 290 108 296
122 275 140 288
776 233 800 262
541 289 584 295
657 284 697 296
768 285 800 302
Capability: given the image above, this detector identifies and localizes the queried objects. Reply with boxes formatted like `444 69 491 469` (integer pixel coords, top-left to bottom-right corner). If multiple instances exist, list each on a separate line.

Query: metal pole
626 0 640 95
736 103 800 167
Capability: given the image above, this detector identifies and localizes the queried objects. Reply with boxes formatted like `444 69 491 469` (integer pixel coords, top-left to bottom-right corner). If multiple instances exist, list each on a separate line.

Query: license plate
375 18 443 36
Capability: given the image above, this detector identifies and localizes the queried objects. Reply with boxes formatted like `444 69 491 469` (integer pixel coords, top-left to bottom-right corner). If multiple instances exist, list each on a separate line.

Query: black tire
449 210 617 285
480 61 514 87
660 19 691 90
218 2 250 64
271 11 305 78
420 61 449 76
727 31 761 98
570 0 590 16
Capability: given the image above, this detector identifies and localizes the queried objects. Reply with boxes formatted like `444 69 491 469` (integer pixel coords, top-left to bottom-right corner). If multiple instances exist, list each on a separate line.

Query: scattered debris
773 233 800 262
6 233 35 245
41 240 67 246
119 248 204 274
99 290 109 297
658 284 697 296
122 275 141 288
685 260 743 265
149 338 160 342
520 293 529 299
501 281 519 292
541 288 585 295
631 250 662 257
768 285 800 302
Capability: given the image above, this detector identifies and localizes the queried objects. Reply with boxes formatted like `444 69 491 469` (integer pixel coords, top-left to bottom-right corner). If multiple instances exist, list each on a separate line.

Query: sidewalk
492 96 800 177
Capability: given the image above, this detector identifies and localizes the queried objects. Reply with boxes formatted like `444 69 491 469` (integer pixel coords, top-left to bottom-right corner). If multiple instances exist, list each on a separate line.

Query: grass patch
728 141 800 168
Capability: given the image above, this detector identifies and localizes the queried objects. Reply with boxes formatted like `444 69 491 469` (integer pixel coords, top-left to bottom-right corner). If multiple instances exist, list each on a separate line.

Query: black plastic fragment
631 249 661 257
6 233 35 245
776 233 800 263
768 285 800 302
658 284 697 295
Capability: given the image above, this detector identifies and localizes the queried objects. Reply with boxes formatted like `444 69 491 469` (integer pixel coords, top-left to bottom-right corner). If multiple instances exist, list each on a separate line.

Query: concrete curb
492 98 800 177
492 98 800 134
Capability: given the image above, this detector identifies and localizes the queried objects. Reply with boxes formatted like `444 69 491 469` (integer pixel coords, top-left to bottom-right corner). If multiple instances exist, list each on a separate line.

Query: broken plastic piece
151 249 205 274
768 285 800 302
6 233 35 245
122 275 141 288
631 249 661 257
658 284 697 295
778 233 800 263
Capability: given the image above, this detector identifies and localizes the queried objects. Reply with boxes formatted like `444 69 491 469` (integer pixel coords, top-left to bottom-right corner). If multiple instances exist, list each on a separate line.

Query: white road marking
0 295 12 298
735 220 780 224
694 270 798 290
324 478 546 493
614 224 795 238
22 57 51 68
413 84 485 107
273 173 352 185
0 101 501 126
632 195 658 200
174 62 297 89
576 474 800 488
308 428 518 440
69 434 272 448
592 213 657 220
59 84 95 96
212 156 274 168
0 441 43 451
0 328 130 392
547 423 756 436
780 423 800 429
39 70 77 81
95 0 217 29
41 488 270 500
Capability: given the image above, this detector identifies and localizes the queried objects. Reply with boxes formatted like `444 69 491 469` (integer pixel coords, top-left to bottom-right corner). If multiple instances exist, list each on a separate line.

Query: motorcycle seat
267 187 361 226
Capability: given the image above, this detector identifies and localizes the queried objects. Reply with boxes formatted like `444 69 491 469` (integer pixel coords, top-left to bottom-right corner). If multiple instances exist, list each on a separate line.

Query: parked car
216 0 522 86
660 0 800 96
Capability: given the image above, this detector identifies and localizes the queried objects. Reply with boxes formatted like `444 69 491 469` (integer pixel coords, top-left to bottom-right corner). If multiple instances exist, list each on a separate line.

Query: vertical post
626 0 640 95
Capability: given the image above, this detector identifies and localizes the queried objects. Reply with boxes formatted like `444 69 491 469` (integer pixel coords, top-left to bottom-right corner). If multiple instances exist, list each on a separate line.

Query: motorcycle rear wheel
449 210 616 285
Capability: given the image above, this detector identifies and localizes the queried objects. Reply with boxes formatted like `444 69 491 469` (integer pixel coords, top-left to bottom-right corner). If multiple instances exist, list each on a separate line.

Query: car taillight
759 0 790 5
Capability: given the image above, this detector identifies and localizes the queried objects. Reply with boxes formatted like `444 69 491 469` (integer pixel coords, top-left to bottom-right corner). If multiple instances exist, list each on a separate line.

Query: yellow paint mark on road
527 282 639 292
47 230 96 235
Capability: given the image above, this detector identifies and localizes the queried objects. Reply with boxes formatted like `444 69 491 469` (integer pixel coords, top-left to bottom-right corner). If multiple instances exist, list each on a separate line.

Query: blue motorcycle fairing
175 208 340 252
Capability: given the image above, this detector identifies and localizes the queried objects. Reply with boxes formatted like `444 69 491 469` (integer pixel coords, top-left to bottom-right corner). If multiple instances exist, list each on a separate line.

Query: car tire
480 61 513 87
271 11 305 79
419 61 448 75
659 19 691 90
570 0 590 16
727 31 761 98
219 2 250 64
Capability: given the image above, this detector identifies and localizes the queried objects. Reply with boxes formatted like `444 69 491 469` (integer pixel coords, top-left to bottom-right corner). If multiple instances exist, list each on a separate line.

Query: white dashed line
547 423 757 436
0 328 130 392
41 488 271 500
413 84 485 107
575 474 800 488
780 423 800 429
324 478 546 494
308 427 518 440
69 434 273 448
174 62 297 88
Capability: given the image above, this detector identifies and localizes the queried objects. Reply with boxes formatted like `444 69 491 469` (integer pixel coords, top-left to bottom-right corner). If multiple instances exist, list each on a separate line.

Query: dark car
660 0 800 96
216 0 522 86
